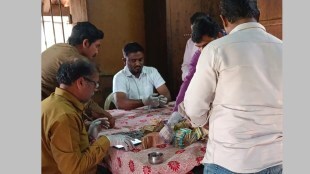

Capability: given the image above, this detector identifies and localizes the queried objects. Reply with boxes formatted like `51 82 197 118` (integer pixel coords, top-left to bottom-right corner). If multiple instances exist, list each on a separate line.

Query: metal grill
41 0 72 52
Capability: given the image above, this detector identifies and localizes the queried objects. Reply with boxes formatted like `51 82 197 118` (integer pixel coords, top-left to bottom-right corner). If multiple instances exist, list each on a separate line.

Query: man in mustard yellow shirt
41 21 115 128
42 58 134 174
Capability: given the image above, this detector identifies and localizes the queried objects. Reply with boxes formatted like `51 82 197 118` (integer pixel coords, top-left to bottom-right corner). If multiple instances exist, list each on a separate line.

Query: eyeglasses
83 77 100 89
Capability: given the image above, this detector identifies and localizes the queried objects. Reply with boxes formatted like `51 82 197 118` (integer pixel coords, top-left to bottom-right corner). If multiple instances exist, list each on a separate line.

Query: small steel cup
148 152 164 164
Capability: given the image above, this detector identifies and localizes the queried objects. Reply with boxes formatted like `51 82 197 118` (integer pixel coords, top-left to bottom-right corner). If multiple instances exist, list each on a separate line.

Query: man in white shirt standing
113 42 171 110
179 0 283 173
181 12 207 81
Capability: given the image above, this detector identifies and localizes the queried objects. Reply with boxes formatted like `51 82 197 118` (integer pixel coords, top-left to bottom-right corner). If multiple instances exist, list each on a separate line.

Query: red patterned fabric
196 156 204 165
143 166 151 174
100 103 206 174
117 157 122 168
156 144 167 148
128 160 135 172
168 161 180 172
175 149 185 154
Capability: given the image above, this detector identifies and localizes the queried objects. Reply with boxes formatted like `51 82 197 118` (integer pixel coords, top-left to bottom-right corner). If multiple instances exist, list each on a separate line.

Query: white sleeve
150 67 165 88
181 39 198 81
112 72 128 94
181 39 191 81
183 44 217 127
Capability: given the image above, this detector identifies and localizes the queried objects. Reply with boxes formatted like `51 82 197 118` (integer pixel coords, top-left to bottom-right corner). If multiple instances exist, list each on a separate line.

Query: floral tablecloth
101 102 206 174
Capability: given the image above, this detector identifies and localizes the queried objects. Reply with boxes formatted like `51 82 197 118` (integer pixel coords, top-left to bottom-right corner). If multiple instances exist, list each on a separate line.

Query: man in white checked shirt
179 0 283 173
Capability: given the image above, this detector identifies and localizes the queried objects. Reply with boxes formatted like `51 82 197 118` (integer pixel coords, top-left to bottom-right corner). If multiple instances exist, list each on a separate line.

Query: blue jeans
203 163 282 174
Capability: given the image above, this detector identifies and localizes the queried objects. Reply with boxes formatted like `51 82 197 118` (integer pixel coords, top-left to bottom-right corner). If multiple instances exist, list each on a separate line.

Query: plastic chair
104 93 115 110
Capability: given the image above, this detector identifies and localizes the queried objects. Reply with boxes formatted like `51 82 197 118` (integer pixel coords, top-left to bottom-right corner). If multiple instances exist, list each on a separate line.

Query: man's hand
158 95 168 107
91 111 115 128
108 117 116 128
88 118 110 138
167 111 184 126
102 134 135 151
142 93 159 107
159 124 174 143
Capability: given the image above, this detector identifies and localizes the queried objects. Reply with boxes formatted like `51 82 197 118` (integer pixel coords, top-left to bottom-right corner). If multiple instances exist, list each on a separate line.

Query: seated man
113 42 171 110
160 15 225 142
41 21 115 128
42 58 134 174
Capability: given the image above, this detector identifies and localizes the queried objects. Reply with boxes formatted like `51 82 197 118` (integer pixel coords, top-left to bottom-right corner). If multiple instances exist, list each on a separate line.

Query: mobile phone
114 139 142 149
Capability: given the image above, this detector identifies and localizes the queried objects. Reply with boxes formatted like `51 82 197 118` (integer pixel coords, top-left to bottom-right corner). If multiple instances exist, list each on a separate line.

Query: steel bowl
148 152 164 164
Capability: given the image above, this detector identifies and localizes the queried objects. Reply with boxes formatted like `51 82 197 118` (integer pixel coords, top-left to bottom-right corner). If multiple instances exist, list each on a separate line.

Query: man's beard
132 66 142 75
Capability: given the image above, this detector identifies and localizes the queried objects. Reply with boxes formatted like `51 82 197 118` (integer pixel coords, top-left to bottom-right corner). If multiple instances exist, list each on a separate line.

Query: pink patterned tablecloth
100 102 206 174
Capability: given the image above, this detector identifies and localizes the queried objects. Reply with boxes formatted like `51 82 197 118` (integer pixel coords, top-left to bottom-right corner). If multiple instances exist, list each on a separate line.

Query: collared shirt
181 22 283 173
113 66 165 99
41 43 109 120
41 43 86 100
42 88 110 174
173 50 201 112
181 38 199 81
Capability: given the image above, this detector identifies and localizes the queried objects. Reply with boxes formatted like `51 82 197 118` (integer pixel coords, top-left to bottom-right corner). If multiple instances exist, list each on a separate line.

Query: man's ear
220 15 228 28
82 39 90 48
76 77 85 90
122 57 127 66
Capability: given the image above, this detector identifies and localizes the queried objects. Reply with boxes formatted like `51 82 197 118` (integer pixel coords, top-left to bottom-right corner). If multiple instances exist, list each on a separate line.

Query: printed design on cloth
117 157 122 168
120 121 129 125
196 156 203 165
175 149 185 154
131 148 141 153
143 166 151 174
156 144 167 148
200 147 206 153
129 160 135 172
128 115 135 119
168 161 180 172
146 114 153 117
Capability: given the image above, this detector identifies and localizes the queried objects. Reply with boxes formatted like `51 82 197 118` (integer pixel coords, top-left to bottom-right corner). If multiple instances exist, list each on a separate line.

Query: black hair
219 0 260 23
67 21 104 46
56 58 98 85
190 12 208 25
122 42 144 57
191 16 222 43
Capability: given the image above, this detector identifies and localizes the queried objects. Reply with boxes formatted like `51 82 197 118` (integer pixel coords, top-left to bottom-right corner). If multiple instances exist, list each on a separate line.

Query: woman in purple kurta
173 50 201 112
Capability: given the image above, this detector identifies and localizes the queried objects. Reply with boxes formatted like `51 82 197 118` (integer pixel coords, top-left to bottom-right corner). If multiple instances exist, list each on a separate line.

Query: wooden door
258 0 282 39
165 0 204 99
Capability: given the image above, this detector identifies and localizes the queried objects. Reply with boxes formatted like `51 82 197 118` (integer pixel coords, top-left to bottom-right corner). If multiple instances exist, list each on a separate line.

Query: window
41 0 88 52
41 16 72 52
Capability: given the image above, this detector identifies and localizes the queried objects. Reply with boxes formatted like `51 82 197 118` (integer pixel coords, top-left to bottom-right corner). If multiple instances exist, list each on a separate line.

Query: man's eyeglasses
83 77 100 89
